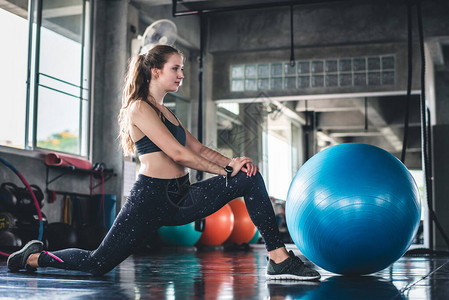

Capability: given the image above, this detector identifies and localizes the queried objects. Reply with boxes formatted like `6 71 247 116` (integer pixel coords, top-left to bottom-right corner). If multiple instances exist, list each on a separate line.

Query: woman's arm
182 123 259 177
183 126 231 167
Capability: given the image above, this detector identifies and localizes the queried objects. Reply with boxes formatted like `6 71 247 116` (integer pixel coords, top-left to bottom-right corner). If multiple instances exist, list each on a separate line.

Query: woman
8 45 320 281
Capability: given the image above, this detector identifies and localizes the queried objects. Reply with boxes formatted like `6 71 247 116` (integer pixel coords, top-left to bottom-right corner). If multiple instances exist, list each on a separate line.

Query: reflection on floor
1 244 448 299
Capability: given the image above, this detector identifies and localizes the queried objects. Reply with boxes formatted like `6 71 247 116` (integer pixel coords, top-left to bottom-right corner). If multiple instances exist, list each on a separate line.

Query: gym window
0 0 92 157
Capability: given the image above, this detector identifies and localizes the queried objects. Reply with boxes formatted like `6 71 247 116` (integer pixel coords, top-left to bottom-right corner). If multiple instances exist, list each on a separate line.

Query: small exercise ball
249 229 260 244
226 199 256 244
158 221 202 247
286 143 421 275
0 230 22 252
197 204 234 246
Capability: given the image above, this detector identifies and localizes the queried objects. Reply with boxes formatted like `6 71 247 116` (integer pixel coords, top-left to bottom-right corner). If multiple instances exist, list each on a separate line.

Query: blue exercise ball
286 143 421 275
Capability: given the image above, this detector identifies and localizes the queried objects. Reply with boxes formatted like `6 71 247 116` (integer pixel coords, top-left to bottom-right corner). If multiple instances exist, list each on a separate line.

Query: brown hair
118 45 183 155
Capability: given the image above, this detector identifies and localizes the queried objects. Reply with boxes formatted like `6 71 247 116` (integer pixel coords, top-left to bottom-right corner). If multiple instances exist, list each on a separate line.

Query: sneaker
266 250 321 281
7 240 43 272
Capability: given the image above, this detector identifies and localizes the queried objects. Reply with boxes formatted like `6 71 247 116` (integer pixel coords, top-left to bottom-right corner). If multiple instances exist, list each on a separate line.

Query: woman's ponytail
119 54 149 155
123 54 148 107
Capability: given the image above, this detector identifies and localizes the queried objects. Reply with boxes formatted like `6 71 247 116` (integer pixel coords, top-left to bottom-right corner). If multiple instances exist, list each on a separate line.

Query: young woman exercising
8 45 320 281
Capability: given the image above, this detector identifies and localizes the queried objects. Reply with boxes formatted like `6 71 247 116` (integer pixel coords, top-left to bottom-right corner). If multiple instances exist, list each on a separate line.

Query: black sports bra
135 110 186 155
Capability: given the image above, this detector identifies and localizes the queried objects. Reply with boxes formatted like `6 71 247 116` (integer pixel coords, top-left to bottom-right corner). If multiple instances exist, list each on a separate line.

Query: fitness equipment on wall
0 181 46 252
0 212 17 231
15 213 48 246
0 182 44 214
0 184 17 211
45 152 92 170
0 158 44 257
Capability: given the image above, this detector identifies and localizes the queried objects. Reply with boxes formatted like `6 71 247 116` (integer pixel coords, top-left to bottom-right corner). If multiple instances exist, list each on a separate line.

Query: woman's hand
242 160 259 177
228 157 259 177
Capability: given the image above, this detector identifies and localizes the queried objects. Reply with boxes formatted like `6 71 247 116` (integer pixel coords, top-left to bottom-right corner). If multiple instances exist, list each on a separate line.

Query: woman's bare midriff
138 151 188 179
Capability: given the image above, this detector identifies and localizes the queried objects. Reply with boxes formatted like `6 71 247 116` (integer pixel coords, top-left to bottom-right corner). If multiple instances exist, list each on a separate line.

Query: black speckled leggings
38 171 285 275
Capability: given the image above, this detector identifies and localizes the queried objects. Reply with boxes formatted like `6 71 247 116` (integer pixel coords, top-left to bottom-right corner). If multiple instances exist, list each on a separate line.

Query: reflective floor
1 245 448 299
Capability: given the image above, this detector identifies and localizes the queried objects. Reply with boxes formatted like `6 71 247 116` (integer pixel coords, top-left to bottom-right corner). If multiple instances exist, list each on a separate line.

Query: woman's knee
233 171 266 190
82 255 117 276
239 170 264 181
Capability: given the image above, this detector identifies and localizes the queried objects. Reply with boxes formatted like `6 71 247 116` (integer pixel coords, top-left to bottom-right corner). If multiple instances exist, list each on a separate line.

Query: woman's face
155 53 184 92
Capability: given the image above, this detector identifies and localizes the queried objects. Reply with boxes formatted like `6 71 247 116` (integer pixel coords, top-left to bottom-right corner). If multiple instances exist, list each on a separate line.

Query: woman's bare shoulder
129 99 145 111
129 100 157 118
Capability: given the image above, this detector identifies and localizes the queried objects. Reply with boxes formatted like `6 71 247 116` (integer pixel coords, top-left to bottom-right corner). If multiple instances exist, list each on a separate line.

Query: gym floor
0 244 448 300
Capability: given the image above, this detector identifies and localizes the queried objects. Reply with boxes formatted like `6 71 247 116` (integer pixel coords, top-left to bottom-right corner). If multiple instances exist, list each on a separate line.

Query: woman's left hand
229 157 259 177
241 161 259 177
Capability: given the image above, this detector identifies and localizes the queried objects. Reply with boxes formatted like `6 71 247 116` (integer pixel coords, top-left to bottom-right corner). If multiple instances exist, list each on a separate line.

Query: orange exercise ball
226 199 257 244
197 204 234 246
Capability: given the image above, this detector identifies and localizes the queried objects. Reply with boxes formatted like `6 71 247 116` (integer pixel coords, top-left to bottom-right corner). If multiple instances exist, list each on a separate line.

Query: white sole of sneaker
266 274 321 281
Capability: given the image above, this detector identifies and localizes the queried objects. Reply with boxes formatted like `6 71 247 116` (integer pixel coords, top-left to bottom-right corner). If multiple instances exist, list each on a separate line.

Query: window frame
0 0 94 158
